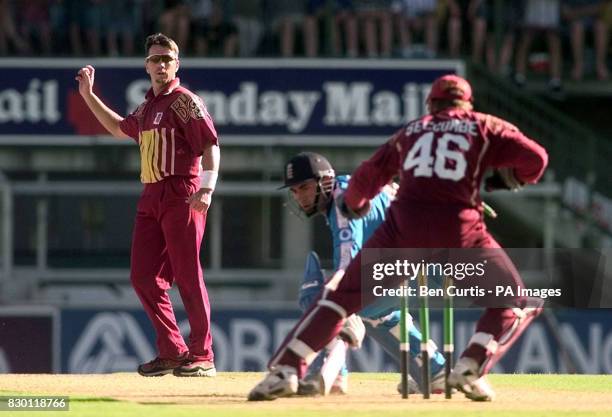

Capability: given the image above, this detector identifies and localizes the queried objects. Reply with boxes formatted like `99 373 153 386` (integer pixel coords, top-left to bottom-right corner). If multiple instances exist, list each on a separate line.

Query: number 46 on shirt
403 132 470 181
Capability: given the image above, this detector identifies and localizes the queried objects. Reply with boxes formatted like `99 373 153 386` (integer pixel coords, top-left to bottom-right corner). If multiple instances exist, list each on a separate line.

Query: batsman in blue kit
281 152 446 395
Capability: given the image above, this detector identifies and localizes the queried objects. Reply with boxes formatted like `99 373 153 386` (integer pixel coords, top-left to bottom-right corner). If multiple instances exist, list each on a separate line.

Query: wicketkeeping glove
339 314 366 349
485 168 524 192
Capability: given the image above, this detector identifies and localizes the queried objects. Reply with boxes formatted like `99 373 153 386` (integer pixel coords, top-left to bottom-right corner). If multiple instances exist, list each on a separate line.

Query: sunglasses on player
145 54 176 64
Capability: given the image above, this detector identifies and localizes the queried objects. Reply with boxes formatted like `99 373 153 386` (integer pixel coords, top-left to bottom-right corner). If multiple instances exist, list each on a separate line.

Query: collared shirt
119 78 218 183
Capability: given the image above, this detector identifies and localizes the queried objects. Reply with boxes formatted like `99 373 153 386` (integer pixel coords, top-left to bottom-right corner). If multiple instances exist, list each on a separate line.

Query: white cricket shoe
395 375 422 395
431 369 457 394
248 366 299 401
447 357 496 401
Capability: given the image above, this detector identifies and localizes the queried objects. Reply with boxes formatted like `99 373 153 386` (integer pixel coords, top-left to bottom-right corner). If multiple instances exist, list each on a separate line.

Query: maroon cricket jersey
119 78 218 183
346 108 548 211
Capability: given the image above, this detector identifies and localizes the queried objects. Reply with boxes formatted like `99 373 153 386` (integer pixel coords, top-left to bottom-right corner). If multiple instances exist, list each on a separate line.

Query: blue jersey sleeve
327 176 392 272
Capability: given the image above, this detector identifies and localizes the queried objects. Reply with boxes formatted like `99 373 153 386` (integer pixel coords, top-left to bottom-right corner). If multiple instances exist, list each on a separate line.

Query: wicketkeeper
249 75 548 402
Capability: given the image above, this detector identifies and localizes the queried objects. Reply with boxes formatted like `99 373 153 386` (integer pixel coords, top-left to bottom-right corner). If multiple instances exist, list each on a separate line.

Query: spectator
393 0 439 58
562 0 609 80
334 1 359 57
16 0 53 55
105 0 141 56
65 0 106 56
470 0 522 75
304 0 357 57
267 0 307 57
444 0 467 57
229 0 265 57
468 0 486 63
0 0 29 55
189 0 238 56
142 0 165 38
159 0 190 54
354 0 393 57
50 0 69 55
514 0 563 91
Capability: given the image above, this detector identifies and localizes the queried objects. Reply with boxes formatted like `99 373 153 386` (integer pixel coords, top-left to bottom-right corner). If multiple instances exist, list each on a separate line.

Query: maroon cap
427 74 473 102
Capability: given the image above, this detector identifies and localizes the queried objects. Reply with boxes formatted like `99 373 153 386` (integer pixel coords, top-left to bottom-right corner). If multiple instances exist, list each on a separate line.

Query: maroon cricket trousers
130 175 213 362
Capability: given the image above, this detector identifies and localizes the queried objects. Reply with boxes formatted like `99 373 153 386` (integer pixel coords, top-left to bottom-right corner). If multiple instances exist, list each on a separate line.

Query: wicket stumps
418 272 431 399
399 277 410 399
398 202 493 399
399 273 455 400
443 275 454 399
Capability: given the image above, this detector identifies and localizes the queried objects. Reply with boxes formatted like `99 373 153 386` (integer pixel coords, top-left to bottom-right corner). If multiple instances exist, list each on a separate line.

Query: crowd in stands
1 1 610 87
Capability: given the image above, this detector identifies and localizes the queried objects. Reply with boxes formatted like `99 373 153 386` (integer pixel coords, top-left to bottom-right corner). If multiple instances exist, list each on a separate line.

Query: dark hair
144 33 179 55
428 98 473 113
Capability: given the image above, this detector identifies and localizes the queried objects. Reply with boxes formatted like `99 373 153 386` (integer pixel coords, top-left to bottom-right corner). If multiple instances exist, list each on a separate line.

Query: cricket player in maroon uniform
75 33 219 377
249 74 548 401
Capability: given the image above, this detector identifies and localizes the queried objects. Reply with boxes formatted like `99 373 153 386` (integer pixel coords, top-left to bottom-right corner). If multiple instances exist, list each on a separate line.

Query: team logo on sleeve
171 94 206 123
153 112 163 125
189 97 206 120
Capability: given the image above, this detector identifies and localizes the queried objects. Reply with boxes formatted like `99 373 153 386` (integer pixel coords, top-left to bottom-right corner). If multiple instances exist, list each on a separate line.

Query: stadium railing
470 63 612 247
0 177 300 305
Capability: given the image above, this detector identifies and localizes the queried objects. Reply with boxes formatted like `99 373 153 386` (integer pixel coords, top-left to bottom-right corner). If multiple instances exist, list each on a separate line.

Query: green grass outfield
1 373 611 417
